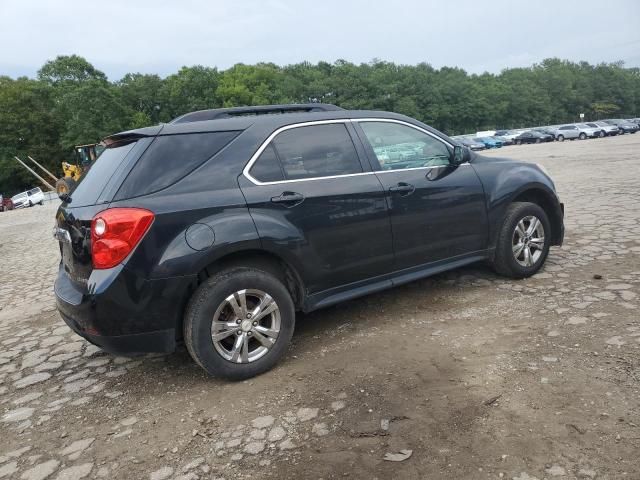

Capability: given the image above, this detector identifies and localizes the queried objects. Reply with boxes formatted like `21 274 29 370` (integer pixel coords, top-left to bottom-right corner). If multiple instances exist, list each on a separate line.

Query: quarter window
115 131 239 200
249 145 285 182
359 122 451 171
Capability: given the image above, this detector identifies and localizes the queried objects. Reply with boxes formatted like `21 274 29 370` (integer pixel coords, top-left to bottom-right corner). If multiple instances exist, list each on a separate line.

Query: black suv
54 104 564 379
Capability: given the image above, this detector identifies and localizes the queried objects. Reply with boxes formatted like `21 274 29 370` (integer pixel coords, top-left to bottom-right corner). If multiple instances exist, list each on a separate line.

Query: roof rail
170 103 344 124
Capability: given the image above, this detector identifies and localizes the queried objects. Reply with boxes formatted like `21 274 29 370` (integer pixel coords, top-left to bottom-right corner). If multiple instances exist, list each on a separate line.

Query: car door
353 119 488 271
560 126 578 139
239 121 394 295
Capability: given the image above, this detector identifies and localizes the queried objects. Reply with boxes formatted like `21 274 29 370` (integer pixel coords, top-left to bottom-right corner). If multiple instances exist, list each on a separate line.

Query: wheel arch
196 249 305 311
510 186 563 246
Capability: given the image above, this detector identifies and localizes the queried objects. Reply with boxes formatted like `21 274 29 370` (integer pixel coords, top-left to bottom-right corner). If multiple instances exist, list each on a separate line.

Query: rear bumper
55 263 196 354
60 311 175 354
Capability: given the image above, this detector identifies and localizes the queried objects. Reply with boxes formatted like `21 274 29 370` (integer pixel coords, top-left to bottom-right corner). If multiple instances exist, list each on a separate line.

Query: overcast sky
2 0 639 80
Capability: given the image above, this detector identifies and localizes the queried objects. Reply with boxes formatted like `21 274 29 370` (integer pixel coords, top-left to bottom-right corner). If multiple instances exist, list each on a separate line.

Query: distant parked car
604 119 639 134
473 137 503 148
514 131 554 145
458 137 486 151
552 125 581 141
495 130 522 141
586 122 618 137
533 128 557 139
0 194 14 212
575 123 602 138
12 187 45 208
492 135 513 146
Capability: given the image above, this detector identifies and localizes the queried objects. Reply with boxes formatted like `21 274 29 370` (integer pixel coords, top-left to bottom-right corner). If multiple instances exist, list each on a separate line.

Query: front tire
492 202 551 279
184 266 295 380
557 135 564 142
579 133 587 140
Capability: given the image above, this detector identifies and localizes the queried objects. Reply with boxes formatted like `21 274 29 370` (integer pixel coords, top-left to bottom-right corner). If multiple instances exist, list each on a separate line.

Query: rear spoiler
103 125 164 146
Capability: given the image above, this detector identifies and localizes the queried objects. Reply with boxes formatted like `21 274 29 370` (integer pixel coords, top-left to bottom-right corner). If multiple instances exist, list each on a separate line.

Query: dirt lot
1 134 639 480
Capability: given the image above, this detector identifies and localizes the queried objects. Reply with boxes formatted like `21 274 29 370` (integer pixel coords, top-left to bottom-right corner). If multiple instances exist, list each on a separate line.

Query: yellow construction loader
55 143 104 195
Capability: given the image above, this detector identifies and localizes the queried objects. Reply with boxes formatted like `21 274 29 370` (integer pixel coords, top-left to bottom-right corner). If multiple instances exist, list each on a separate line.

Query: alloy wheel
210 289 281 363
512 216 545 267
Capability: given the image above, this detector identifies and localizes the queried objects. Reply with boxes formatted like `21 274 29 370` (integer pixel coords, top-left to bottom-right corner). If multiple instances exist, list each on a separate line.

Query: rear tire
492 202 551 279
184 266 295 380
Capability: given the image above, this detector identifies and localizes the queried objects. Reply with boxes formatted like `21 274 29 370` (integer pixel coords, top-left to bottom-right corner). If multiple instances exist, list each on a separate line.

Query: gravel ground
0 134 639 480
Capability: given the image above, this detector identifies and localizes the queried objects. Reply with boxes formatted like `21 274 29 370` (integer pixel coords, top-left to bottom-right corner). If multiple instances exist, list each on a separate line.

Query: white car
575 123 602 138
586 122 618 137
552 125 581 141
12 187 45 208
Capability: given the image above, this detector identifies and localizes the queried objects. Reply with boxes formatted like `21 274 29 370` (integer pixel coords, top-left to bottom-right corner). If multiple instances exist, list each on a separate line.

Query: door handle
388 182 415 196
271 191 305 207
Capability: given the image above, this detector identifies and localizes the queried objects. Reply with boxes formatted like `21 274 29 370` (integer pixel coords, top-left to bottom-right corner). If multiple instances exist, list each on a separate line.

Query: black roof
106 103 455 146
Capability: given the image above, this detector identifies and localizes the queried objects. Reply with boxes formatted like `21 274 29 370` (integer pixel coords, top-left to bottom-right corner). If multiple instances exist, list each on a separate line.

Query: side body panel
470 156 564 249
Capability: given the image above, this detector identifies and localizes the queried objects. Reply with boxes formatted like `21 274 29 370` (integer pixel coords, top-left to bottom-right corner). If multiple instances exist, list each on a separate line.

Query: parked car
552 125 581 141
492 135 513 146
458 137 486 151
603 119 639 134
514 131 554 144
586 122 618 137
533 128 557 139
54 103 564 379
574 123 602 138
0 194 14 212
494 130 522 141
473 136 503 148
12 187 45 208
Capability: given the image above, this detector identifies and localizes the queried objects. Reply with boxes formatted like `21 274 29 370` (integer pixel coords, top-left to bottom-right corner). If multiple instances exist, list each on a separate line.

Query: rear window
115 131 239 200
68 141 137 207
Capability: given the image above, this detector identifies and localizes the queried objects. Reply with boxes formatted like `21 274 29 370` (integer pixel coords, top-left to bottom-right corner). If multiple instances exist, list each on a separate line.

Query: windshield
13 193 27 200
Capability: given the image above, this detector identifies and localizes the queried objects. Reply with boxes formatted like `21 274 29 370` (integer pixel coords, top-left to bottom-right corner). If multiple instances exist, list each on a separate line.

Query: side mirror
452 145 469 165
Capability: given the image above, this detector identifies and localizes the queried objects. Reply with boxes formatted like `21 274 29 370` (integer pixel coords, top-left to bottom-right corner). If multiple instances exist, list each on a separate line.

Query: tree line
1 55 639 195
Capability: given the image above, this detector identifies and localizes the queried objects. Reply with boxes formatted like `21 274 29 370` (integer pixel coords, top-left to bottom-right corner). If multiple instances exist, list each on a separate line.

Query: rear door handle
271 191 305 207
388 182 415 196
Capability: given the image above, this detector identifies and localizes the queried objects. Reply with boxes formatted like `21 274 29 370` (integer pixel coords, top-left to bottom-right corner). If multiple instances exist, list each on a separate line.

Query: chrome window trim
242 118 459 186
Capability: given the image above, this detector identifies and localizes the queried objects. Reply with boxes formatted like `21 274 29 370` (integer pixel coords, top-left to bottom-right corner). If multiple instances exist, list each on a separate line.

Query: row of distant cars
0 187 45 212
453 118 640 150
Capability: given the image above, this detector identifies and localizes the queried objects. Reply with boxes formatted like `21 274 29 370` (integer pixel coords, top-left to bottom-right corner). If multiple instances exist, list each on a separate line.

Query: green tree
38 55 108 86
0 76 63 194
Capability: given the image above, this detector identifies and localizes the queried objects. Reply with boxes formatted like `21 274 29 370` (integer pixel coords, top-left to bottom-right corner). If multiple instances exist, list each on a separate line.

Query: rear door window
115 131 239 200
270 124 362 180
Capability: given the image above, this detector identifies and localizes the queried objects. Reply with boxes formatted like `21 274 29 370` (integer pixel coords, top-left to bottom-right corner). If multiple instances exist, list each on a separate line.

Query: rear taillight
91 208 154 269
